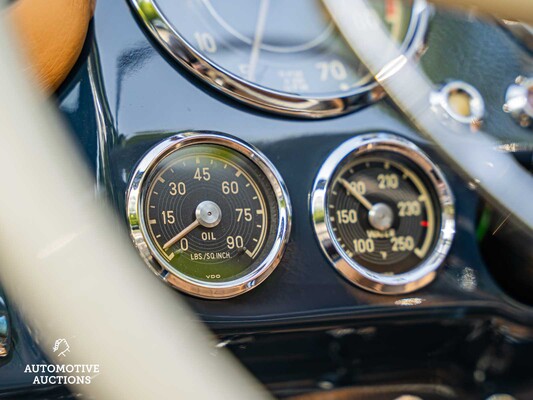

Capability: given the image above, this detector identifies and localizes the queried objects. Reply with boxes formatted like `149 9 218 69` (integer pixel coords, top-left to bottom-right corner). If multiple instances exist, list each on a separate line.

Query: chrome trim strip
126 132 292 299
88 43 116 198
129 0 430 118
311 133 455 294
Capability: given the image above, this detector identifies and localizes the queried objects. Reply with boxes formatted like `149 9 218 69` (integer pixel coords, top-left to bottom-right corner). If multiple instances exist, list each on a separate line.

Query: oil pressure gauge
127 132 291 299
312 134 455 294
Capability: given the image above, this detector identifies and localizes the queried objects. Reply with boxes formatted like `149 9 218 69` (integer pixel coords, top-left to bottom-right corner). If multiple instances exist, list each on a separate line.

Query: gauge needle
248 0 270 81
339 178 373 211
162 201 222 251
163 219 200 250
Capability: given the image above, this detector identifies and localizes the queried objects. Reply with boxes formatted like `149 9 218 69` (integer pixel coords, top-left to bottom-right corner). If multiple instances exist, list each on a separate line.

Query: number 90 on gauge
311 133 455 294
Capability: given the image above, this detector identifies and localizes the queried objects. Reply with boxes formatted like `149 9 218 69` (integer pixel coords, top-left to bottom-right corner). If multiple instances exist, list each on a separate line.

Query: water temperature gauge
312 134 455 294
127 132 291 299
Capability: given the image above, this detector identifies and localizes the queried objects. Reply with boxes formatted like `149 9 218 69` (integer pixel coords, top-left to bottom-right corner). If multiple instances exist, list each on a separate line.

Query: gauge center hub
368 202 394 232
196 200 222 228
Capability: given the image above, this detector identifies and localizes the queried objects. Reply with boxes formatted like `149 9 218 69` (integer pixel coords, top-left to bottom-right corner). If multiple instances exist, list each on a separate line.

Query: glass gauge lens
312 134 455 294
128 133 291 299
328 153 438 275
132 0 428 116
149 0 413 95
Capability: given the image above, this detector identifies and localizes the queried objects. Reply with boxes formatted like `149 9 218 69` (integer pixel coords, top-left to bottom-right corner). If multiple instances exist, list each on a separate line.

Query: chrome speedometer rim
126 131 292 299
311 133 455 294
129 0 431 119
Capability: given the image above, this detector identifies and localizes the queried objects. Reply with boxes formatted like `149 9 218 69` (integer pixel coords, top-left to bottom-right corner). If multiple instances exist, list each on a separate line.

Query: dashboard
2 0 533 398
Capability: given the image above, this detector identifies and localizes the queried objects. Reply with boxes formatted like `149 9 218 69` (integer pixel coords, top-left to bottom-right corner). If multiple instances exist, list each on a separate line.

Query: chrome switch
504 76 533 128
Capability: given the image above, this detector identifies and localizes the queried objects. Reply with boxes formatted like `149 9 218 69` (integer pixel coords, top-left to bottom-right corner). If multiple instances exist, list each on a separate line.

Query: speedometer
127 132 291 299
311 134 455 294
131 0 430 117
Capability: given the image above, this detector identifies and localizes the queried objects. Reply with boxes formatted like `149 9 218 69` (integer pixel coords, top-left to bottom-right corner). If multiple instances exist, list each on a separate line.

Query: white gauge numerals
222 180 239 194
316 60 348 82
391 236 415 252
397 200 421 217
236 208 253 222
353 238 375 254
169 181 186 196
336 209 358 224
377 173 399 189
194 32 217 53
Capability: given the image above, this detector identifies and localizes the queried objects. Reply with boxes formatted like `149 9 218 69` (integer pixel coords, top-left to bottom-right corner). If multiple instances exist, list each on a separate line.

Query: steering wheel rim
324 0 533 233
0 12 269 400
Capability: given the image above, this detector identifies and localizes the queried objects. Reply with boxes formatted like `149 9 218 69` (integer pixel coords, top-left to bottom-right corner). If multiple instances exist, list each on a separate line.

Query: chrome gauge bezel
126 132 292 299
311 133 455 294
129 0 430 118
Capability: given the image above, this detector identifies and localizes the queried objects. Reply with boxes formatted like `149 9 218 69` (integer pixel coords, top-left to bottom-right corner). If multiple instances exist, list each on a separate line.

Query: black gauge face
142 144 279 283
150 0 414 96
327 152 441 275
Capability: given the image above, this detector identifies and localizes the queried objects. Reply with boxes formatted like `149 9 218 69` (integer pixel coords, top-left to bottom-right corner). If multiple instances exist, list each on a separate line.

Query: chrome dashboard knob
504 76 533 128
